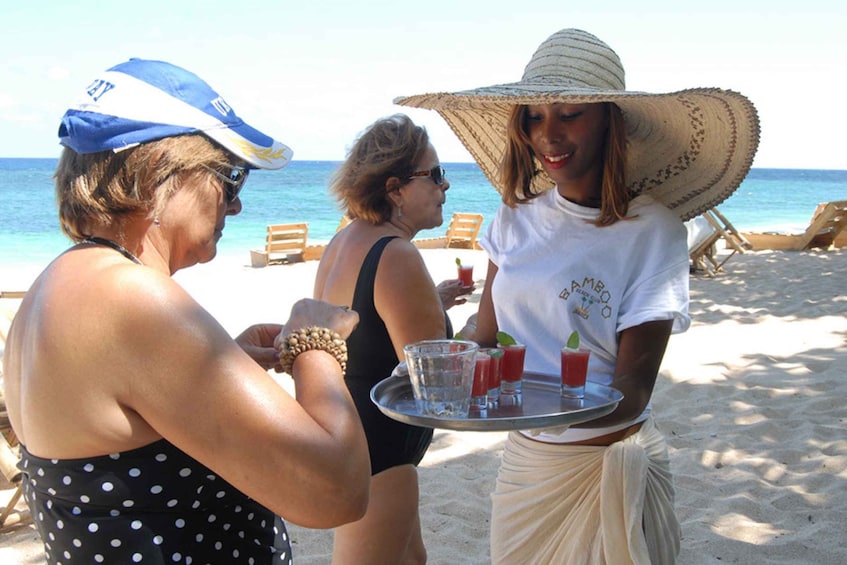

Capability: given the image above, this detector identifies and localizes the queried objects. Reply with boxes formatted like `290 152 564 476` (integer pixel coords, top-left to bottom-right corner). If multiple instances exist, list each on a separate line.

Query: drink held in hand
456 257 474 287
497 331 525 395
561 330 589 399
470 353 490 411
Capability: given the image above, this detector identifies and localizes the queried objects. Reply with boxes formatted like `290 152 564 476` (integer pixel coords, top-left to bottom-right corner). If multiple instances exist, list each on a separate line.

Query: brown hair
498 102 630 227
330 114 429 224
55 134 231 241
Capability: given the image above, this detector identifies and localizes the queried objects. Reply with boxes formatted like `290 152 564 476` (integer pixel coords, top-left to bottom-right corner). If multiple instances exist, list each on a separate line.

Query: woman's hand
436 278 475 310
455 312 480 342
235 323 284 371
275 298 360 350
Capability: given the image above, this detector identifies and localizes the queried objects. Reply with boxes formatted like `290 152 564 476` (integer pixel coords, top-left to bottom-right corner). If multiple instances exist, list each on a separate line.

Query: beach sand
1 246 846 564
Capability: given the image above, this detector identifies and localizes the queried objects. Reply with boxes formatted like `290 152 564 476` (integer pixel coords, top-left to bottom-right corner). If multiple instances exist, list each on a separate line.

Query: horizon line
0 156 845 173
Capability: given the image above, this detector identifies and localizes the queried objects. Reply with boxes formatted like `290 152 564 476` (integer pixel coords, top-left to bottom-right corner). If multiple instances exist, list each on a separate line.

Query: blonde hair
55 135 230 241
499 102 630 226
330 114 429 224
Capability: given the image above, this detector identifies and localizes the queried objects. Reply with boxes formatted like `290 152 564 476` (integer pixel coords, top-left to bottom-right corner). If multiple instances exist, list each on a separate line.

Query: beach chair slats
797 200 847 250
445 213 484 249
250 222 310 266
687 208 751 276
265 223 309 261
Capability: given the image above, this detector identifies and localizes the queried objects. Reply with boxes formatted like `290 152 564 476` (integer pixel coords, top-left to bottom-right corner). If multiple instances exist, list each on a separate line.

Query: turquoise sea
1 158 846 269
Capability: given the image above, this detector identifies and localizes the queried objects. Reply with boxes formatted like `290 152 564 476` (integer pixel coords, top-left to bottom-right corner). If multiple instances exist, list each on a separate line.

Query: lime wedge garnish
496 331 517 346
487 348 504 358
566 330 580 350
453 331 464 340
455 257 462 266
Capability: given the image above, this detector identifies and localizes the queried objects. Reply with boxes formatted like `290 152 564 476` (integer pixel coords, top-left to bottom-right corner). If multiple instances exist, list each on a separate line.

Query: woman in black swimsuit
313 114 472 564
2 58 370 564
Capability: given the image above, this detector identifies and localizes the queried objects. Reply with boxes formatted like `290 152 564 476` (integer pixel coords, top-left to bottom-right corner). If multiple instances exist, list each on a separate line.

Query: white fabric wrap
490 417 680 564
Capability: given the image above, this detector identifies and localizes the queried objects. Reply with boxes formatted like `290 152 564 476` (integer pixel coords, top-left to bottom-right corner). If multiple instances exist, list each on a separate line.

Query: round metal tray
370 372 623 432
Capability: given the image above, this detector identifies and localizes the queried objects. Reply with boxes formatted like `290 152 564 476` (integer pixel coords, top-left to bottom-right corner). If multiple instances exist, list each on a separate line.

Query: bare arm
375 241 449 358
574 319 673 428
121 277 369 528
456 256 672 428
458 260 499 347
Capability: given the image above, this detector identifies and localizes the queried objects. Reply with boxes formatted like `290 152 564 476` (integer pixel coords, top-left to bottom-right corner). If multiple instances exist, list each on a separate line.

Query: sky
1 0 845 170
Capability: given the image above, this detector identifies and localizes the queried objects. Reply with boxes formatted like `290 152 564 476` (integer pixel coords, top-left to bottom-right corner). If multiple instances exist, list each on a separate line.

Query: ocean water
1 158 845 268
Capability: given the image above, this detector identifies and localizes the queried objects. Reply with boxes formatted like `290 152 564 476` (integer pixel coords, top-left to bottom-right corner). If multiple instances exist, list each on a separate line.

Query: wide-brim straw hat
395 28 760 221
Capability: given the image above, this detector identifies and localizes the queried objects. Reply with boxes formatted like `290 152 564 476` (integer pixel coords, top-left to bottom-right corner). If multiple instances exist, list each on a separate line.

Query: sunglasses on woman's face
407 165 447 187
202 164 250 203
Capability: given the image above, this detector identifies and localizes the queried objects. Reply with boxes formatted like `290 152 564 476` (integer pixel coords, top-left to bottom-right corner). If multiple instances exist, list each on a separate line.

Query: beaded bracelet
279 326 348 376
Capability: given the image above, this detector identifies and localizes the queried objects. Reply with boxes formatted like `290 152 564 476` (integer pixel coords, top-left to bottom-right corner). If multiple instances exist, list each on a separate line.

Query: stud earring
154 216 160 227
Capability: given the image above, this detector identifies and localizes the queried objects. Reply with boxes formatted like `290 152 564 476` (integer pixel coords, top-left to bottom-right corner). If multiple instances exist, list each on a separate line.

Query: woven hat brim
395 86 760 221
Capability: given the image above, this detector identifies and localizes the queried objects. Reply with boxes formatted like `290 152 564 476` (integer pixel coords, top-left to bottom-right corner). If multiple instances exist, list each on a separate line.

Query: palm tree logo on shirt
574 294 596 319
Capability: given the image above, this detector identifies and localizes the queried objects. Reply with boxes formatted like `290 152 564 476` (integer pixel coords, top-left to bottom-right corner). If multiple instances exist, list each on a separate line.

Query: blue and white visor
58 58 292 170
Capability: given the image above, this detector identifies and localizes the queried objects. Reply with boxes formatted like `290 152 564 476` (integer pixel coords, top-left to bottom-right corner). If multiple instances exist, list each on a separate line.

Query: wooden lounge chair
250 222 310 267
795 200 847 250
336 215 352 232
687 208 752 276
0 395 25 529
0 292 26 299
288 216 352 262
445 213 484 249
742 200 847 251
0 300 27 528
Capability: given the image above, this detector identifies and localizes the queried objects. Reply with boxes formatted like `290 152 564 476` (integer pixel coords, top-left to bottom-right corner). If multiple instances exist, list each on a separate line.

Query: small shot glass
497 342 526 396
470 353 490 412
480 347 502 408
560 346 590 399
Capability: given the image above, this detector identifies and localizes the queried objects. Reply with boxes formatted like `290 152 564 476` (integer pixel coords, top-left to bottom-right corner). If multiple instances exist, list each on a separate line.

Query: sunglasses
407 165 447 187
202 164 250 203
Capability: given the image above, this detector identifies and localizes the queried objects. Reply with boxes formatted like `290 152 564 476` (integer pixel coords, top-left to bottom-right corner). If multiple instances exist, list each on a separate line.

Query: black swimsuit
345 236 451 475
19 439 292 564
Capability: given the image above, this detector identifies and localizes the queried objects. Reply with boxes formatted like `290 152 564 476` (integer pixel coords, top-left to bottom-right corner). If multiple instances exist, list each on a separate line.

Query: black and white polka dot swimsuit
18 439 292 564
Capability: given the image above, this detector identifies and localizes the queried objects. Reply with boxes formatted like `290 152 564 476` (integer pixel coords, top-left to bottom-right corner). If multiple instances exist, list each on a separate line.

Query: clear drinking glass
404 340 479 417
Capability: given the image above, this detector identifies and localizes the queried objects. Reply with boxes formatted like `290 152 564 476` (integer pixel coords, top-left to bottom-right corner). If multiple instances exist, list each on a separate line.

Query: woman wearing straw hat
314 114 470 564
3 59 370 564
397 28 759 563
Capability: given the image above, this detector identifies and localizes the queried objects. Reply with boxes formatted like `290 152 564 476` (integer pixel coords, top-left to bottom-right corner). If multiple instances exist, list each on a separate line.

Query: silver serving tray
370 371 623 432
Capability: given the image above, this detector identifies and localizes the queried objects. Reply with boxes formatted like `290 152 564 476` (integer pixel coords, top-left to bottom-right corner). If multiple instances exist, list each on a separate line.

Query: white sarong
490 417 680 564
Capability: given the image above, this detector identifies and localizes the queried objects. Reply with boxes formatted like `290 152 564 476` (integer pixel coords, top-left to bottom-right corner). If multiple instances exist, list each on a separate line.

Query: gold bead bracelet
279 326 348 376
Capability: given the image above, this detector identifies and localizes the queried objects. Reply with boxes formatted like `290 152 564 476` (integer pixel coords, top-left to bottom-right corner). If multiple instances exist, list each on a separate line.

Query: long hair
330 114 429 224
55 134 229 241
498 102 631 226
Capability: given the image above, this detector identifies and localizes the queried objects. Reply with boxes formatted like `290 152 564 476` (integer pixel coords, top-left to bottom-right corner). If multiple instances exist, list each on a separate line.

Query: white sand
2 246 846 564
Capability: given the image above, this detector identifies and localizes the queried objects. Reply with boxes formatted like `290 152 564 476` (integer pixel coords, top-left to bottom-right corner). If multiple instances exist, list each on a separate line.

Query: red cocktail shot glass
457 264 474 287
480 347 502 407
497 343 526 395
560 347 590 399
470 353 490 411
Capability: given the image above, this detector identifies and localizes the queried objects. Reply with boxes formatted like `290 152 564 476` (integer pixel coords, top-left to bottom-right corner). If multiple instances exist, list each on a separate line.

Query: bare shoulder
114 265 225 347
374 238 438 302
41 258 226 364
8 258 226 454
95 262 204 327
378 237 428 273
373 238 446 347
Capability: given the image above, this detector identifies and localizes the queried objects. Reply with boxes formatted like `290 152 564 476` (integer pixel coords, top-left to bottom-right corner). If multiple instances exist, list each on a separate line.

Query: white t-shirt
481 188 690 442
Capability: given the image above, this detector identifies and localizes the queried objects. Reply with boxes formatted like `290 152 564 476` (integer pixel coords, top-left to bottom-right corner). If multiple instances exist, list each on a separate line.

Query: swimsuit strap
351 236 398 314
82 236 142 264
